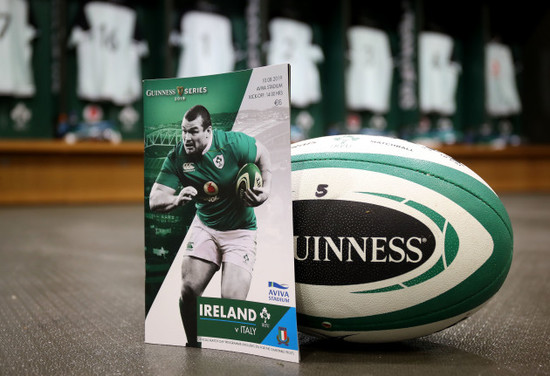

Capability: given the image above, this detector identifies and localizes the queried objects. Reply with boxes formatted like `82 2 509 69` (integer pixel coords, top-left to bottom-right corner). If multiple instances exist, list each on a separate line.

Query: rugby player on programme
149 105 271 347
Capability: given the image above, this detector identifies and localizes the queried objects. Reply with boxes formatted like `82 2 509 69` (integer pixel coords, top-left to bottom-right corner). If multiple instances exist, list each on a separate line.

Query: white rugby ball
291 135 513 343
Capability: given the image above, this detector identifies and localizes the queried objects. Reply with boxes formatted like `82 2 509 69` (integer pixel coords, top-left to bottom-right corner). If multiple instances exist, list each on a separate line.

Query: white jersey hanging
0 0 36 97
267 18 324 108
69 1 148 105
485 42 521 117
418 31 461 115
346 26 393 113
172 11 235 77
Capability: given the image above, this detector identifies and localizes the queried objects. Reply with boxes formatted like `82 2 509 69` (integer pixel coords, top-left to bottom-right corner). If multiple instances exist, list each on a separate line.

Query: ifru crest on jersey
213 154 225 169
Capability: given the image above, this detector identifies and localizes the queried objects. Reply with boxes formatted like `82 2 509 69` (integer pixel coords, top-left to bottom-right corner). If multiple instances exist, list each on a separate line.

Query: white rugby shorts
180 216 257 274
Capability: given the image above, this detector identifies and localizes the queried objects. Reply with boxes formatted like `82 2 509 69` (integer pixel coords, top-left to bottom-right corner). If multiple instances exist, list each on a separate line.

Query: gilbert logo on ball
291 135 513 343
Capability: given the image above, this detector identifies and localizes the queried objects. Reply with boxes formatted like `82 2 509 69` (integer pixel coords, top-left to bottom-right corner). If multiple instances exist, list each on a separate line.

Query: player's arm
244 141 272 207
149 182 197 212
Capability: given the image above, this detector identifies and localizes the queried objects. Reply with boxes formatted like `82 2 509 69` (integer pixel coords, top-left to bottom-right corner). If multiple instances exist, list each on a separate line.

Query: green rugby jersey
156 129 258 231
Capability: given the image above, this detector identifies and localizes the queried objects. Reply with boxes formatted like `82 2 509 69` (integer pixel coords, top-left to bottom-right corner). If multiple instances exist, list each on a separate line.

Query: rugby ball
235 163 263 200
291 135 513 343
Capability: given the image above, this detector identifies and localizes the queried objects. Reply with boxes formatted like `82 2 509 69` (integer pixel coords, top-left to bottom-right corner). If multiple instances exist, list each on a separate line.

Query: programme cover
143 64 299 363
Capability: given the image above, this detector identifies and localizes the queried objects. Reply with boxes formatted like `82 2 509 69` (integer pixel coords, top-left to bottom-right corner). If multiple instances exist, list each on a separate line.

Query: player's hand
175 186 197 206
243 186 269 207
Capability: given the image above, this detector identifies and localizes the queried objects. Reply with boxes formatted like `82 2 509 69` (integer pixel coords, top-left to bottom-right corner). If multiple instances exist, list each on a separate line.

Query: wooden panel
0 140 144 154
457 158 550 192
0 141 144 205
438 145 550 193
0 141 549 205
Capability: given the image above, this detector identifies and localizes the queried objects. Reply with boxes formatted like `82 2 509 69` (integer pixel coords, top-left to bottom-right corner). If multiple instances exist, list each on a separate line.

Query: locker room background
1 0 549 146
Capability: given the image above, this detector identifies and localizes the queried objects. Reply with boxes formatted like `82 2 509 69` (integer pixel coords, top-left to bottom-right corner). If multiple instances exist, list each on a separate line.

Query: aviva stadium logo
268 281 290 303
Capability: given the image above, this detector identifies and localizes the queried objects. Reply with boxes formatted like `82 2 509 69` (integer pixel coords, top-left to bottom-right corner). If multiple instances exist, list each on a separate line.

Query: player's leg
220 262 252 299
179 217 222 347
180 256 218 347
217 228 257 300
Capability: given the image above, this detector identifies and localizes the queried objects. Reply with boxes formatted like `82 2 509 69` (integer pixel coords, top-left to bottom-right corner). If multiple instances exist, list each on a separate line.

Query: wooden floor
0 140 549 205
0 195 548 375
